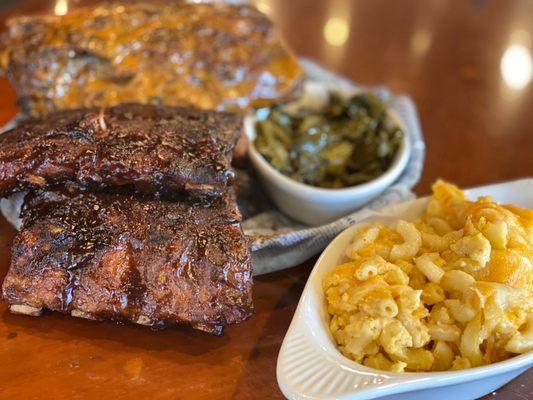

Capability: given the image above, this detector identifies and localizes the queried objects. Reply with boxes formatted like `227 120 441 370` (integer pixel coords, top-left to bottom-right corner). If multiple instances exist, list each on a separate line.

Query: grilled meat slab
0 1 303 117
2 187 253 334
0 104 241 198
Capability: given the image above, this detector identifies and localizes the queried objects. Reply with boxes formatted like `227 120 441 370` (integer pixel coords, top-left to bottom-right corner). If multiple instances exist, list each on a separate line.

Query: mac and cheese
324 181 533 371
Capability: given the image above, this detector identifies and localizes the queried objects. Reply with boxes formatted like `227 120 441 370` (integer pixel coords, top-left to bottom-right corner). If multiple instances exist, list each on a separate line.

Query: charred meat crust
1 188 253 334
0 103 242 199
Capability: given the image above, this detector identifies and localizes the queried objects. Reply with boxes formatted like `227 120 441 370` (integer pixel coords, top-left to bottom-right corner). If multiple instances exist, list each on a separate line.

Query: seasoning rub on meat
2 187 253 334
0 104 242 198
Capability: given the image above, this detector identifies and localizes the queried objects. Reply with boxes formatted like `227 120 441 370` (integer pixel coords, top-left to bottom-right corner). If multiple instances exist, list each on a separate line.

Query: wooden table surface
0 1 532 399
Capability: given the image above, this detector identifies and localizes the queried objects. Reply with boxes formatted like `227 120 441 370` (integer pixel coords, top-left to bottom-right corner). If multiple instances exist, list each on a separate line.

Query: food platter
0 2 531 399
0 59 426 276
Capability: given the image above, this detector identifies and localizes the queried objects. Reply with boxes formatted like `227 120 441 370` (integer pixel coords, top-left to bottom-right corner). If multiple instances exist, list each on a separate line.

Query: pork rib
2 187 253 334
0 1 303 116
0 103 241 198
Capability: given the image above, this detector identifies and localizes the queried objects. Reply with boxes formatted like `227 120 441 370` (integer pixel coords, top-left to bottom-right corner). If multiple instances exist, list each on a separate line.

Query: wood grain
0 1 532 399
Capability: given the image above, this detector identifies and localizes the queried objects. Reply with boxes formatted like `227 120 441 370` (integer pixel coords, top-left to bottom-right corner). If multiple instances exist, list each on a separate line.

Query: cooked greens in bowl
254 92 403 189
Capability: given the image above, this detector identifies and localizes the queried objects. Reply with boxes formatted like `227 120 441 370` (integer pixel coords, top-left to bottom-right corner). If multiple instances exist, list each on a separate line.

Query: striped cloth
245 59 425 275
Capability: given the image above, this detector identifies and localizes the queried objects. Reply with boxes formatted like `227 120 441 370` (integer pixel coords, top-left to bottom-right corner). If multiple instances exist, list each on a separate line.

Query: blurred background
1 0 532 192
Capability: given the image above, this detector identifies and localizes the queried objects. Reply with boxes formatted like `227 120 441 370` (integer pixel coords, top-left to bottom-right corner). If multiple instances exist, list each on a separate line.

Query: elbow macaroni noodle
324 181 533 372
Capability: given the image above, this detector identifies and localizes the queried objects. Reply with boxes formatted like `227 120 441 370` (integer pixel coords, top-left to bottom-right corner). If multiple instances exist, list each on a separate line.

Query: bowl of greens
244 81 410 225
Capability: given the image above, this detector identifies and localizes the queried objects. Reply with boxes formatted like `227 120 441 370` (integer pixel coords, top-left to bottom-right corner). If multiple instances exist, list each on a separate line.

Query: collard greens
254 93 403 189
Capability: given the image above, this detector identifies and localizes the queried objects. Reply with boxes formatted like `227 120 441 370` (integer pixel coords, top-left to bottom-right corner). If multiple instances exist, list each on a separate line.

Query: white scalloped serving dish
277 178 533 400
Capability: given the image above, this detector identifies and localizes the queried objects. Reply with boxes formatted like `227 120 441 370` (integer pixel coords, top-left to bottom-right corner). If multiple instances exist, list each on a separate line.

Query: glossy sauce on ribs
0 103 241 198
0 1 303 116
2 188 253 334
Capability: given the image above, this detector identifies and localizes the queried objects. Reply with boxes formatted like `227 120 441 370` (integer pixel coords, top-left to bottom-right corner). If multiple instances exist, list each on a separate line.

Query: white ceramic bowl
277 179 533 400
244 83 411 226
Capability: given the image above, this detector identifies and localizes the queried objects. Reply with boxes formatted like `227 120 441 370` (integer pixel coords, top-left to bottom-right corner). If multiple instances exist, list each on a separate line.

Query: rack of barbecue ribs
0 104 241 198
0 104 254 334
0 1 303 117
2 187 253 335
